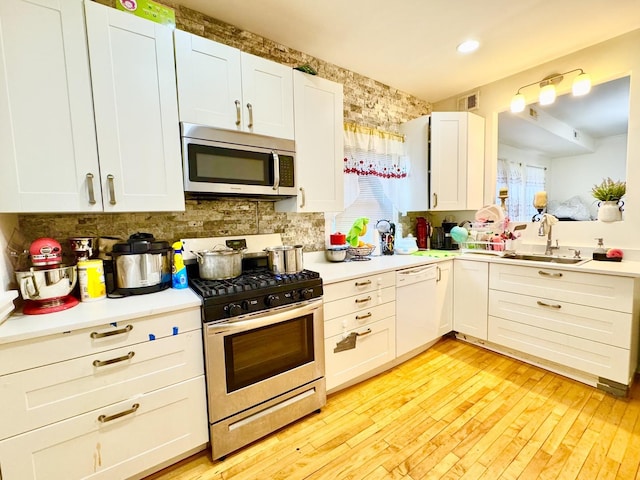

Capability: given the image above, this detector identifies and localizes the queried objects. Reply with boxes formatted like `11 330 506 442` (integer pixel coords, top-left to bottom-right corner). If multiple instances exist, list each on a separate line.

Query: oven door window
188 143 273 186
224 315 314 393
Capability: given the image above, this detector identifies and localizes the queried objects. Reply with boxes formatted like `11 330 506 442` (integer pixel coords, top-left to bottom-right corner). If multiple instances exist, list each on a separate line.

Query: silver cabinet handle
536 300 561 309
538 270 563 278
432 192 438 208
86 173 97 205
299 187 306 208
355 312 372 320
90 324 133 339
107 174 116 205
246 103 253 128
98 403 139 423
235 100 241 126
272 151 280 190
356 328 372 337
355 280 372 287
436 265 442 282
355 296 372 304
92 351 135 367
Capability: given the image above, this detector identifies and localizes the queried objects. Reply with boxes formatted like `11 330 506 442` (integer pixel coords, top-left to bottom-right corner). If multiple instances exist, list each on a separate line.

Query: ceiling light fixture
510 68 591 113
457 40 479 54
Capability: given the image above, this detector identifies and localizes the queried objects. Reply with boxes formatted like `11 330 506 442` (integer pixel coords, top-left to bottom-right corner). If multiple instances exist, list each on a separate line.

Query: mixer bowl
15 265 77 301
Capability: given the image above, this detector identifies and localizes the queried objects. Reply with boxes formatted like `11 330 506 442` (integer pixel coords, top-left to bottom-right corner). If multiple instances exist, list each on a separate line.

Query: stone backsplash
19 0 431 252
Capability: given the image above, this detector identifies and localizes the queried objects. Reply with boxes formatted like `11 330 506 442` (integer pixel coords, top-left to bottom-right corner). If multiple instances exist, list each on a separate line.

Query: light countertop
0 288 201 345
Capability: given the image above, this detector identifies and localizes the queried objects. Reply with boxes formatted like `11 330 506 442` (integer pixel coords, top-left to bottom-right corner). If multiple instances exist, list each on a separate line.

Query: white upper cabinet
0 0 184 213
429 111 485 211
85 1 184 212
0 0 102 212
276 71 344 213
174 30 294 139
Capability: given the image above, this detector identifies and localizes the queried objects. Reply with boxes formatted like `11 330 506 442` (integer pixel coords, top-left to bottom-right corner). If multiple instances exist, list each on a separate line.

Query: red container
329 232 346 245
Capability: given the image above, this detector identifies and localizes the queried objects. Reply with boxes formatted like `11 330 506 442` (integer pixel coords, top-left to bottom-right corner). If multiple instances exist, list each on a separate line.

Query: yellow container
77 259 106 301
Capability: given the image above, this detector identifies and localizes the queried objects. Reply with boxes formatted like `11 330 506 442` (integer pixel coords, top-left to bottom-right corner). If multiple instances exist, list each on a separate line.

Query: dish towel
540 213 559 235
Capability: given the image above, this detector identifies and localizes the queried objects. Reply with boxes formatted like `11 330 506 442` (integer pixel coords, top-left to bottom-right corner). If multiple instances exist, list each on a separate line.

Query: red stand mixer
15 237 79 315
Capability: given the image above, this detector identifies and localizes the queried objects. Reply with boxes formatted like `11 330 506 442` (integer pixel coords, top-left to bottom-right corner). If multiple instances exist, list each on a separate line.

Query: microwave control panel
279 155 295 187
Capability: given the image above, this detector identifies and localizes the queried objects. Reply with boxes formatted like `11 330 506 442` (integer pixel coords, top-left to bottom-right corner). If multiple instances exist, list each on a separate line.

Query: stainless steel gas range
182 235 326 460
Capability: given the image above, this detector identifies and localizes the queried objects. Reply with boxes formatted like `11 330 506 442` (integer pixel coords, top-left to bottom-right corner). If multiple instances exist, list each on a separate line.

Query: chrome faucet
538 214 559 255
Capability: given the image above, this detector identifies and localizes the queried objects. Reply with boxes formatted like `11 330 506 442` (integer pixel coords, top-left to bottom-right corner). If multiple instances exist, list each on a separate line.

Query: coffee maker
441 221 459 250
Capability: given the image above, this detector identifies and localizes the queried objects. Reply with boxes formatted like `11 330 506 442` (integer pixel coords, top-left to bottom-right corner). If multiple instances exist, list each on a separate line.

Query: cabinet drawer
325 316 395 391
324 302 395 338
488 316 632 385
0 307 201 375
489 264 633 312
489 290 632 349
0 330 204 440
323 272 395 302
323 286 395 320
0 376 208 480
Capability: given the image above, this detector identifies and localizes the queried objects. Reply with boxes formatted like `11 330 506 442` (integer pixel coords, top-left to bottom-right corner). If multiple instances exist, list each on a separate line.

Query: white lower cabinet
0 307 208 480
453 259 489 339
488 263 639 394
435 261 454 336
323 272 396 391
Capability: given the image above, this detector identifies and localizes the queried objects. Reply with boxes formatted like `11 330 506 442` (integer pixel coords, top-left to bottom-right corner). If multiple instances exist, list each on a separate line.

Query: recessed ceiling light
457 40 479 54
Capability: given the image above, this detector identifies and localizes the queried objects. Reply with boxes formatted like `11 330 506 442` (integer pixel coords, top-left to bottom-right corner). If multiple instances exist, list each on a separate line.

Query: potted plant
592 177 626 222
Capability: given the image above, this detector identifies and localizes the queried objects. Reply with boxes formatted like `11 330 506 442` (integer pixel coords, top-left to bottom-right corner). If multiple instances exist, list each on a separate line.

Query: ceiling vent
457 91 480 111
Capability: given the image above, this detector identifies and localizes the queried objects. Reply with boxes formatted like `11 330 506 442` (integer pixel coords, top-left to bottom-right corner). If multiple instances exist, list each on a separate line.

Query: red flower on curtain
343 156 407 178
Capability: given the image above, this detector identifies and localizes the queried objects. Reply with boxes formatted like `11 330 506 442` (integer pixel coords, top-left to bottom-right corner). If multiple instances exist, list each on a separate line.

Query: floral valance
343 122 407 178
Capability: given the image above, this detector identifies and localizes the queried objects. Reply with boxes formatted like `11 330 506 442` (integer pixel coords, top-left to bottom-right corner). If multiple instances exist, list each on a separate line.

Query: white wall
434 29 640 251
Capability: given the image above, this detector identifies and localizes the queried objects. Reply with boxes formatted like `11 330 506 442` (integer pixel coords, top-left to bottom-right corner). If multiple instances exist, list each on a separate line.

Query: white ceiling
174 0 640 103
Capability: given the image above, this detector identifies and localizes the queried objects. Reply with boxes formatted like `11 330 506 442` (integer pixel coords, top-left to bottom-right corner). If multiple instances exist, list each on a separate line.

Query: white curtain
343 123 408 211
496 158 523 221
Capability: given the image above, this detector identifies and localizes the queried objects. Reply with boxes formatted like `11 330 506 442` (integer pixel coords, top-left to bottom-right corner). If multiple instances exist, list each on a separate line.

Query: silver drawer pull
355 312 372 320
356 328 372 336
86 173 97 205
355 280 372 287
355 296 372 304
107 174 116 205
93 351 135 367
90 324 133 339
537 300 562 309
98 403 139 423
538 270 563 278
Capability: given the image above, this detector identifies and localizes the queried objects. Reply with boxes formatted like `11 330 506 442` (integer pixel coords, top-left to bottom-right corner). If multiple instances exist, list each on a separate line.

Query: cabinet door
174 29 243 129
0 377 208 480
436 261 454 336
453 260 488 339
85 1 184 212
240 52 294 139
276 71 344 213
429 112 484 211
0 0 101 213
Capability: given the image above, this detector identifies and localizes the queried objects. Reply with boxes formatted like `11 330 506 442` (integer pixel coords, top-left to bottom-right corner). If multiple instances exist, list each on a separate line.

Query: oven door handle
206 300 322 335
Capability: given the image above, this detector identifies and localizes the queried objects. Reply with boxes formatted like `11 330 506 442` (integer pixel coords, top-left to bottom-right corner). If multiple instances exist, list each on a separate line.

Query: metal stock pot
192 245 243 280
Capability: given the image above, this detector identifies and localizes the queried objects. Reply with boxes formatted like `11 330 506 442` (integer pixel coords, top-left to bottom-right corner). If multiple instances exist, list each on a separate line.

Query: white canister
77 259 106 301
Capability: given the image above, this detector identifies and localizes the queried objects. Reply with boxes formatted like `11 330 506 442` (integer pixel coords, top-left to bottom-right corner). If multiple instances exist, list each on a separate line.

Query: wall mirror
497 75 630 222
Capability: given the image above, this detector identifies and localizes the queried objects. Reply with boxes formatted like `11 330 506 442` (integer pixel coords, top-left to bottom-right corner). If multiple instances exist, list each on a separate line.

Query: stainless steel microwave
181 123 297 198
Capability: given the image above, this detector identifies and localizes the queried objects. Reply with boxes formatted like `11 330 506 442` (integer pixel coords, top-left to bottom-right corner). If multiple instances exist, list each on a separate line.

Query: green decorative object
591 177 626 201
116 0 176 27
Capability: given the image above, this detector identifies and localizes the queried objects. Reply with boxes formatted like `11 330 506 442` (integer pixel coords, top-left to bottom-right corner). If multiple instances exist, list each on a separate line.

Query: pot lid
112 233 170 254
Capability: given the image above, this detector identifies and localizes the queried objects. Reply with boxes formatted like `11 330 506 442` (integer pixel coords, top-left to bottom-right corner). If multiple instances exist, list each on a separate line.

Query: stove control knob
227 303 242 317
266 294 281 307
291 290 301 301
301 288 314 300
241 300 251 311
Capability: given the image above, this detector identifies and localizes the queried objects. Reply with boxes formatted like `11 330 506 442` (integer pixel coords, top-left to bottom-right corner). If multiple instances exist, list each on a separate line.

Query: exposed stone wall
19 0 431 252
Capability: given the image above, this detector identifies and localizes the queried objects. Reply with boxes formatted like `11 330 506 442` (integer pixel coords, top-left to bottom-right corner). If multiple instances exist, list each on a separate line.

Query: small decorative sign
116 0 176 28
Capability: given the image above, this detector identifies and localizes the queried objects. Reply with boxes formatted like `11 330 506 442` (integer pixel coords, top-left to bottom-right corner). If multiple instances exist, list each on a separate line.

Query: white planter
597 200 623 222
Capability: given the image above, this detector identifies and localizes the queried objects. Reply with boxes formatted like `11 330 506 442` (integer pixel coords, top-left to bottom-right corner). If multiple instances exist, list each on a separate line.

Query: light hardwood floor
144 337 640 479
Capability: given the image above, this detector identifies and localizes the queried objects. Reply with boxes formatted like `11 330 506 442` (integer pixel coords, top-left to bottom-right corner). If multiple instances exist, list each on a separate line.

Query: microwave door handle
272 151 280 190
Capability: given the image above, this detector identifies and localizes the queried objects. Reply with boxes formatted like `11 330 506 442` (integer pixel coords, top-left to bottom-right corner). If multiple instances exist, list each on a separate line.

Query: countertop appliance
181 234 325 460
181 123 297 199
441 221 460 250
107 233 171 298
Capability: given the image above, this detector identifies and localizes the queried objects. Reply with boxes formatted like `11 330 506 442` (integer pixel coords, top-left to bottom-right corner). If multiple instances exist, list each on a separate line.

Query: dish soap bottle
593 238 606 260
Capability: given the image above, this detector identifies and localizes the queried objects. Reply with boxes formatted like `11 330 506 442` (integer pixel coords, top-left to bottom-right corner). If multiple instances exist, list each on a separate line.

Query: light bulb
539 84 556 105
510 93 525 113
572 72 591 96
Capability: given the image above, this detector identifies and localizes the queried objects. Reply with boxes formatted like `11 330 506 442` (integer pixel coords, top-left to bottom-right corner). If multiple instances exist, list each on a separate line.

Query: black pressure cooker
105 233 172 298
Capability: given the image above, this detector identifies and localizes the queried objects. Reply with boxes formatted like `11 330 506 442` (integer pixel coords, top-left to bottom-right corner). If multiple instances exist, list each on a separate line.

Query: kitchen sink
501 253 589 265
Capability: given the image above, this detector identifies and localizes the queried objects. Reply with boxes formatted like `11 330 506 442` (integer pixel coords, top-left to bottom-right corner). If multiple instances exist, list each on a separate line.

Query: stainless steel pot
193 245 243 280
15 265 77 301
264 245 303 274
